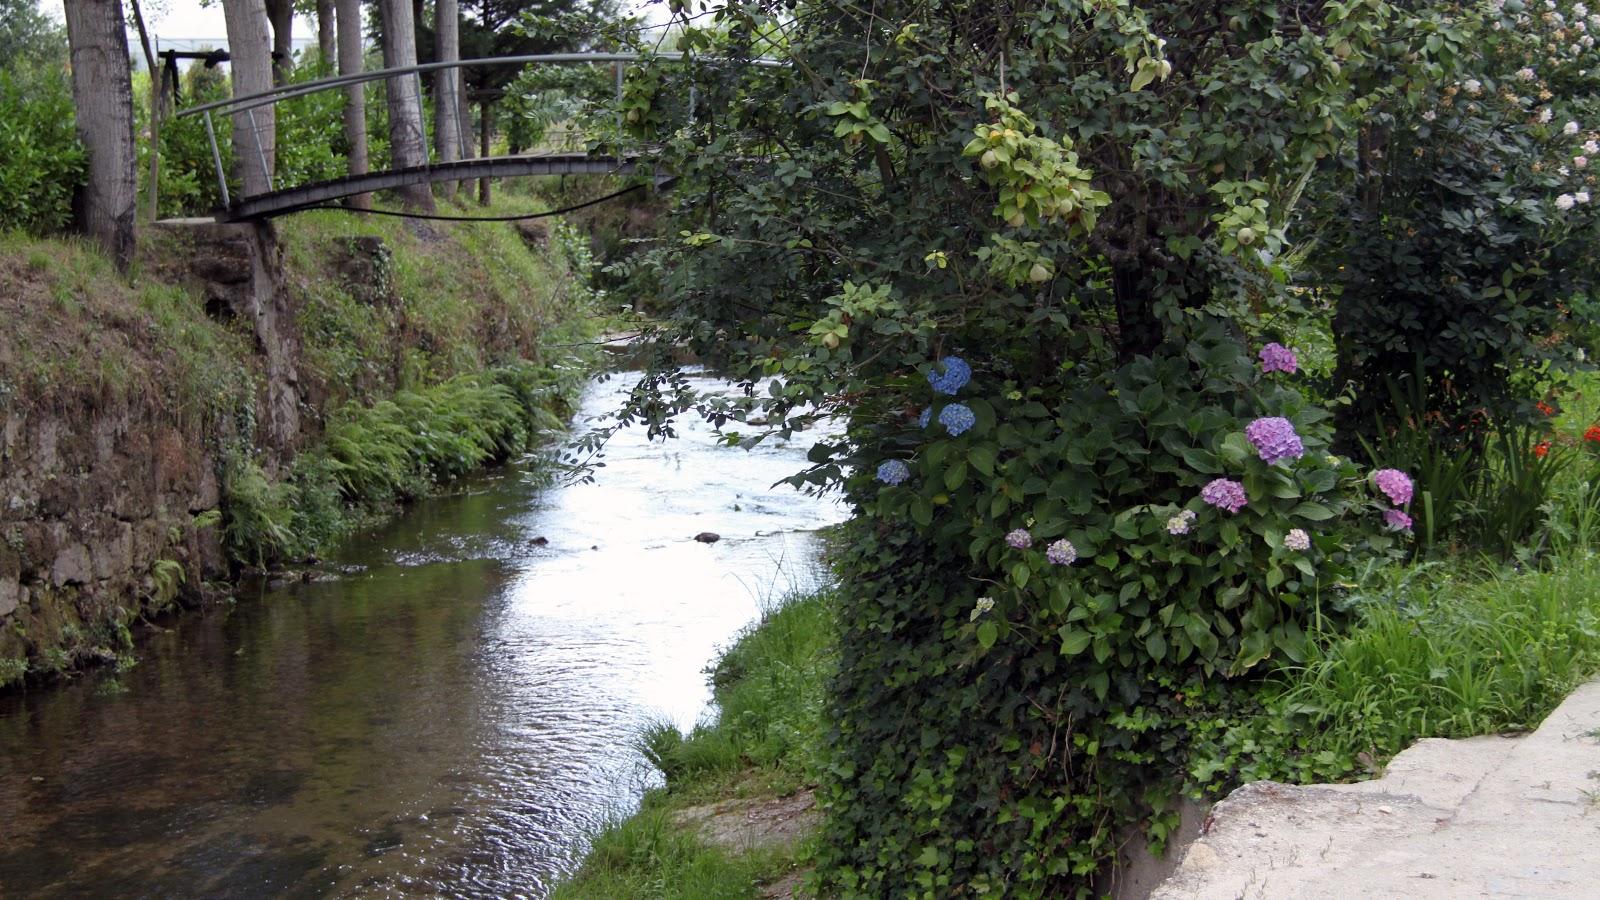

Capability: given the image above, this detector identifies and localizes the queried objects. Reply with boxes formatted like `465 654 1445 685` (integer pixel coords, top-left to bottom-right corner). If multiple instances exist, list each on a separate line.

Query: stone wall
0 222 302 679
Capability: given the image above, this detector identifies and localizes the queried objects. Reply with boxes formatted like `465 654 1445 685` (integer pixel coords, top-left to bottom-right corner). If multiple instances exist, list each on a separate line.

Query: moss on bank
554 591 835 900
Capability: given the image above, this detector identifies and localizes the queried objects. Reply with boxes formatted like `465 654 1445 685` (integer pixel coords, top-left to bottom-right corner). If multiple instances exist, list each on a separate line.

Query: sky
39 0 315 45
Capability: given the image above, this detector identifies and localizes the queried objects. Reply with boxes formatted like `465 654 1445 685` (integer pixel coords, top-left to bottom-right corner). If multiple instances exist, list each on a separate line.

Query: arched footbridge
175 52 780 222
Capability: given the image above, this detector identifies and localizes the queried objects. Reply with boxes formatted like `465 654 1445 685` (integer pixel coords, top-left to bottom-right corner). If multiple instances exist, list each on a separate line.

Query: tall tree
315 0 336 70
61 0 137 267
379 0 435 211
335 0 370 209
433 0 462 198
222 0 276 197
264 0 294 84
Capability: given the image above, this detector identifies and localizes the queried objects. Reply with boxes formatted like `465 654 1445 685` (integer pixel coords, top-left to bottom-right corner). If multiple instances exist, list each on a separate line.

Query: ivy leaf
1058 628 1091 655
977 621 998 649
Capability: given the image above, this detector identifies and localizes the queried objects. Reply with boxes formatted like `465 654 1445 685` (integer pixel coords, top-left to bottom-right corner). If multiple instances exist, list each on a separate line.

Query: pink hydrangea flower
1384 508 1413 532
1259 343 1299 375
1245 417 1305 465
1201 478 1248 513
1371 469 1414 507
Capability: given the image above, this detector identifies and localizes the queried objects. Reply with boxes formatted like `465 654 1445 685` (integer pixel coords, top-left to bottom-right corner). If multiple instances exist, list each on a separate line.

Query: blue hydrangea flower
1244 417 1304 465
876 459 911 485
927 356 972 395
938 403 976 436
918 407 932 429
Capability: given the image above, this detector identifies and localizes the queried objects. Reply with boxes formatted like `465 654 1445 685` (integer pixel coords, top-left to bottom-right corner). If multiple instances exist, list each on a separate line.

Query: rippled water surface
0 375 844 897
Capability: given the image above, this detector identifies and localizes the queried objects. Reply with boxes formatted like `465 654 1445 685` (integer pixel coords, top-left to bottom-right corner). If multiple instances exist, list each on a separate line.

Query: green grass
554 591 836 899
1197 549 1600 789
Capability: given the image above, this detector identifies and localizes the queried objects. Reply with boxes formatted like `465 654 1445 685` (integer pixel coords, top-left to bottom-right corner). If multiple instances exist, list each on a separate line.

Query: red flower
1586 425 1600 444
1534 441 1551 459
1537 401 1556 416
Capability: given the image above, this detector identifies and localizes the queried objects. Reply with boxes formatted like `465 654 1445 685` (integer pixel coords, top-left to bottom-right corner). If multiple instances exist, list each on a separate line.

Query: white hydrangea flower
1586 139 1600 154
1579 191 1592 204
1558 193 1578 210
1517 66 1538 80
1566 121 1582 135
1423 110 1438 122
1577 155 1590 169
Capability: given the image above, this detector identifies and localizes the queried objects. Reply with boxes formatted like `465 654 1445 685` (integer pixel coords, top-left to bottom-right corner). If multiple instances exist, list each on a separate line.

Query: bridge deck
222 152 640 222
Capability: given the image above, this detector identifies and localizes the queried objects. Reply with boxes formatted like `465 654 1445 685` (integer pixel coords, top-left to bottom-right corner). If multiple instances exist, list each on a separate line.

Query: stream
0 374 846 897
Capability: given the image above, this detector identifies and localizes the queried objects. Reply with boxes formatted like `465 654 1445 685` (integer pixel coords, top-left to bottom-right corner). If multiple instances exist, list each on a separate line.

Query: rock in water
693 532 721 544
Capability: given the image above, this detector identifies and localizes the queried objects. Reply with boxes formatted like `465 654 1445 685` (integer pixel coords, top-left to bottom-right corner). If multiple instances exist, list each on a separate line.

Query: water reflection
0 375 845 897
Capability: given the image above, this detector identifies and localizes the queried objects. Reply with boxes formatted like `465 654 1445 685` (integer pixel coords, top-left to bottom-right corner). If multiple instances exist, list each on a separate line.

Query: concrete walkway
1153 682 1600 899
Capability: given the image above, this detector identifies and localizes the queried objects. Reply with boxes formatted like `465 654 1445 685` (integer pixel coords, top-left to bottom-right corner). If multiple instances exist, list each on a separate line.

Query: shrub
1315 0 1600 437
0 62 85 233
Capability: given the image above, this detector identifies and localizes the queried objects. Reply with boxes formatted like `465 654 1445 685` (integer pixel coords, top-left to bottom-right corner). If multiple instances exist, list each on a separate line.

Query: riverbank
0 196 599 689
554 589 836 899
553 544 1600 898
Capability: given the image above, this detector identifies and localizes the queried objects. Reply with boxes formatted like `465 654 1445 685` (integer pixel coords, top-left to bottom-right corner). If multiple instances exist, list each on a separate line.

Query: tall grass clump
222 361 579 567
555 807 782 900
1193 551 1600 789
555 591 837 900
642 591 836 789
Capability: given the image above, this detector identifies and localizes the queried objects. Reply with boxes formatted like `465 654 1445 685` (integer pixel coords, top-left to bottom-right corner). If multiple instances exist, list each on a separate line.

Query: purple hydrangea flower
1045 539 1078 565
918 407 932 429
1245 417 1305 465
939 403 976 436
1201 478 1248 514
1383 508 1413 532
1284 528 1311 551
876 459 911 485
1370 468 1414 507
1259 343 1299 375
927 356 972 395
1005 528 1033 550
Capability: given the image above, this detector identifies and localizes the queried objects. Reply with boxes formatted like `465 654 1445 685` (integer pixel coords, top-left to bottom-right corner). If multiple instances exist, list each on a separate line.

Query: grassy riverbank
553 548 1600 896
554 590 836 899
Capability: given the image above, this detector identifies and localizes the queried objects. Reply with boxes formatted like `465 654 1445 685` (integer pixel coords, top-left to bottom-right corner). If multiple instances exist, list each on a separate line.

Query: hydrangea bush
607 0 1479 892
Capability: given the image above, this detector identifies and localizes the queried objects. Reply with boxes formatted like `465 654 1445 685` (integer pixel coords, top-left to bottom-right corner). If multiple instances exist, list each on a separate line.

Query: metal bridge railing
175 51 784 210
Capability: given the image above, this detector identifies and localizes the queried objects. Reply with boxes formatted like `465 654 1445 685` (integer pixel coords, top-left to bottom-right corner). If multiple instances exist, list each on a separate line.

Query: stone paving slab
1152 682 1600 899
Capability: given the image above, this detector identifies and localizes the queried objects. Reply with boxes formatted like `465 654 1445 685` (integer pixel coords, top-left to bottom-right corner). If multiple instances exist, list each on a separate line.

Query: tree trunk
433 0 461 198
478 99 492 206
336 0 371 209
380 0 436 211
1112 263 1163 361
223 0 276 198
128 0 161 223
265 0 294 85
62 0 137 268
316 0 336 72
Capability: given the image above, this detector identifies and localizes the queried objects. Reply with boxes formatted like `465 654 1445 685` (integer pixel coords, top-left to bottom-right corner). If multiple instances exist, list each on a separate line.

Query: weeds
1194 551 1600 789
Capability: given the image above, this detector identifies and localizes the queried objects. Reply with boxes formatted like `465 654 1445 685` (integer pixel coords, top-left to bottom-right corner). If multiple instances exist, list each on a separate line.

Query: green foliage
598 0 1510 892
148 61 235 217
1316 0 1600 435
0 0 63 64
1194 550 1600 789
0 63 85 233
221 363 575 567
644 591 835 786
552 806 779 900
0 656 27 689
559 591 832 899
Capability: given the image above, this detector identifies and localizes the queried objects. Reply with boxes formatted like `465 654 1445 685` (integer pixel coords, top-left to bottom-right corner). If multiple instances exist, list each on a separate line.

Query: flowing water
0 374 846 898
